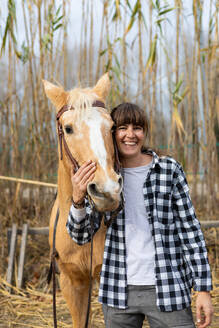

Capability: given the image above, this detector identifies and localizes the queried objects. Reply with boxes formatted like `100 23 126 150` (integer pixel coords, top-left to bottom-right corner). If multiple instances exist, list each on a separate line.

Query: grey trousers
102 285 196 328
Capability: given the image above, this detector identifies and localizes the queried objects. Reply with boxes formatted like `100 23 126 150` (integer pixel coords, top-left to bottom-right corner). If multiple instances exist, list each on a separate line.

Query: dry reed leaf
172 105 186 136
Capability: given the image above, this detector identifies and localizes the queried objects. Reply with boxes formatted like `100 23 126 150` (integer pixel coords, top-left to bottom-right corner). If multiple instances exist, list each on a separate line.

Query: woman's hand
196 291 214 328
71 160 96 204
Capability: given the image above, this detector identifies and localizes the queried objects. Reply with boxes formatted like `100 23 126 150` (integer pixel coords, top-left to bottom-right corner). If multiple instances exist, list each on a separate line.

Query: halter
56 100 121 173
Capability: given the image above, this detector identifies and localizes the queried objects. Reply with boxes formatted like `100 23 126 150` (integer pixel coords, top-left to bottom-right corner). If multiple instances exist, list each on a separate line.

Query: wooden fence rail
0 175 57 188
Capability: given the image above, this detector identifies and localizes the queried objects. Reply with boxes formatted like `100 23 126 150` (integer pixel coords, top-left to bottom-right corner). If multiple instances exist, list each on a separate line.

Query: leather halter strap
56 101 105 173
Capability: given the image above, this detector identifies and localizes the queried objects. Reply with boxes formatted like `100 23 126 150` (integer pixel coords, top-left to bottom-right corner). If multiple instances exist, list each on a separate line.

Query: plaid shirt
66 150 212 312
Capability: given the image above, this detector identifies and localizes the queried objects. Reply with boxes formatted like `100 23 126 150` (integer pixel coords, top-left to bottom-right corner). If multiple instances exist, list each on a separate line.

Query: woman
66 103 213 328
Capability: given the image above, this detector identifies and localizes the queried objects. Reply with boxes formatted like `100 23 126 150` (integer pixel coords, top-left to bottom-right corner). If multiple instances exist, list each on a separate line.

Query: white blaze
86 109 108 170
85 108 119 193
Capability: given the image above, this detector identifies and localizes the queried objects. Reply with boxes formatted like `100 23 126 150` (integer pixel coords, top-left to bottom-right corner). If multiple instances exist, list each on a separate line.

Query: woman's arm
66 199 102 245
172 164 212 291
172 164 213 327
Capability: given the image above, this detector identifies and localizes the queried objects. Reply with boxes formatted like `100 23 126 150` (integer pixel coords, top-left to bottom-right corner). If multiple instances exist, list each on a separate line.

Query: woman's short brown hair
111 103 149 137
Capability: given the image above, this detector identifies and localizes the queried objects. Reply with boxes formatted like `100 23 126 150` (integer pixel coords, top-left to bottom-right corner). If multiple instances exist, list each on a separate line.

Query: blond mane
67 88 101 110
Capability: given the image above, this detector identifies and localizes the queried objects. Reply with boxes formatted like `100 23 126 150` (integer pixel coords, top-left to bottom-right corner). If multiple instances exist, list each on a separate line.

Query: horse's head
43 74 122 212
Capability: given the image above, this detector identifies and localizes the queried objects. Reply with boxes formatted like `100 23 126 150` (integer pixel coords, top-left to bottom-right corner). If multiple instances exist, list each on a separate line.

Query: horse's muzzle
87 176 123 212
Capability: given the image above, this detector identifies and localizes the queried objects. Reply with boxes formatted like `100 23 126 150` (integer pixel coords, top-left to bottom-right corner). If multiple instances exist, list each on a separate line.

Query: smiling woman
67 102 213 328
111 103 151 168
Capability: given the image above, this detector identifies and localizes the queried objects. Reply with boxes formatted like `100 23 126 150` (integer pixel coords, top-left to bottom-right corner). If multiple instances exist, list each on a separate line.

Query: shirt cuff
70 204 86 222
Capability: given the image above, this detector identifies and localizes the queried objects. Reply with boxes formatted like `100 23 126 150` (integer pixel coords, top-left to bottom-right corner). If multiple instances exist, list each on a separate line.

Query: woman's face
115 123 145 159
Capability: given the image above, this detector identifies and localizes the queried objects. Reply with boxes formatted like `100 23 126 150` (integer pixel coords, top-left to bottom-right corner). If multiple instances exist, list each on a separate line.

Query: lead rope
85 196 96 328
47 208 59 328
84 193 124 328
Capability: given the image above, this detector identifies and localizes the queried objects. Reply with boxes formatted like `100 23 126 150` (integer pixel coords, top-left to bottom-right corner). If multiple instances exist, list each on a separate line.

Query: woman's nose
126 126 134 137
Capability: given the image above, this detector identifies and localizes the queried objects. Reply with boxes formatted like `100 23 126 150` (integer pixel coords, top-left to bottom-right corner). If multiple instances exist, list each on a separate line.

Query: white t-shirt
122 162 155 285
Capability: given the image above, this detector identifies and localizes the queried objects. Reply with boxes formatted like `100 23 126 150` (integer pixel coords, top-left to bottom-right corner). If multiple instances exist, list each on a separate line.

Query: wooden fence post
17 224 29 289
6 224 17 292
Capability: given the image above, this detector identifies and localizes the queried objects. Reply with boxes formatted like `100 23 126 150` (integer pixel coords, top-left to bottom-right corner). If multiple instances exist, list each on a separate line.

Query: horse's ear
42 80 67 111
93 73 110 100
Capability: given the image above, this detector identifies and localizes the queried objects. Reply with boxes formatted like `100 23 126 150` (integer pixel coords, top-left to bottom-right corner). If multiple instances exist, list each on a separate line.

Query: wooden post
17 224 29 289
6 226 49 292
6 224 17 292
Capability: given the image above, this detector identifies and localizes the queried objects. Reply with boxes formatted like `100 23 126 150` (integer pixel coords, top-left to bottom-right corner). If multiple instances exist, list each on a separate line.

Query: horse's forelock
67 88 98 110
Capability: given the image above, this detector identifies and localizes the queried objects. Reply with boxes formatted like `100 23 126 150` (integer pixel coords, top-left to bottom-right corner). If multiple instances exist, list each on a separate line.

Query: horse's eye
64 125 73 134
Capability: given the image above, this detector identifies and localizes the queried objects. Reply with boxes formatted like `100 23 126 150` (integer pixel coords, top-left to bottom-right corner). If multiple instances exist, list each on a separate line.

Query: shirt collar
143 148 162 169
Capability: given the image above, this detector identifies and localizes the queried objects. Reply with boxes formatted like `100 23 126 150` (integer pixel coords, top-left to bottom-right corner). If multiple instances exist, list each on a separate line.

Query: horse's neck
57 162 73 211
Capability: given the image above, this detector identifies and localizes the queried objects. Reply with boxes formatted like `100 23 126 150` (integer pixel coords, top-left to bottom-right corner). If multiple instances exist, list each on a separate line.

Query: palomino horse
43 74 122 327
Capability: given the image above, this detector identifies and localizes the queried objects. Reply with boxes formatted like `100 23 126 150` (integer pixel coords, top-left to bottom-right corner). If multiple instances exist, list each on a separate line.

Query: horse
43 73 122 327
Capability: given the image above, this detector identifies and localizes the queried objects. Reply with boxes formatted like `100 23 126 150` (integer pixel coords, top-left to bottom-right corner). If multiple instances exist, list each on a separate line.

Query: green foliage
1 0 29 64
15 42 29 64
144 33 158 76
172 75 189 105
1 0 17 56
152 1 175 35
103 37 122 83
42 4 64 51
125 0 147 34
171 75 189 141
112 0 121 21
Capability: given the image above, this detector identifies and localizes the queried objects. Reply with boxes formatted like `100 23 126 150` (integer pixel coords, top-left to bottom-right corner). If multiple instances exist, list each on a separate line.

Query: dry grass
0 274 219 327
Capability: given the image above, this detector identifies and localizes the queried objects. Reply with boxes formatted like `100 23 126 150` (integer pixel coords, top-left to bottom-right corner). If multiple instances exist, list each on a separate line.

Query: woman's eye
65 125 73 134
118 126 126 130
134 126 142 130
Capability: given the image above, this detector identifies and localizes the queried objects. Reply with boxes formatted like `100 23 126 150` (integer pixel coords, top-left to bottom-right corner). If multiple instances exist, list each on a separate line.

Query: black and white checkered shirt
66 150 212 312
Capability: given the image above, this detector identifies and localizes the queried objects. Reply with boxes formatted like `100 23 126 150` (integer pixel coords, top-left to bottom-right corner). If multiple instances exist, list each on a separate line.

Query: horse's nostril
89 183 97 194
88 183 103 198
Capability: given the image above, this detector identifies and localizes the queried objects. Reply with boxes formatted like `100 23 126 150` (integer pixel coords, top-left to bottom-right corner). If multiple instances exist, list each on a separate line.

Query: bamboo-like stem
95 2 106 81
122 6 127 100
171 0 181 155
37 0 44 81
148 2 153 145
62 0 67 87
191 0 200 200
50 0 55 79
83 0 89 83
88 0 94 84
182 20 192 169
137 3 143 102
27 2 38 137
175 0 180 84
78 0 85 82
8 39 12 175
